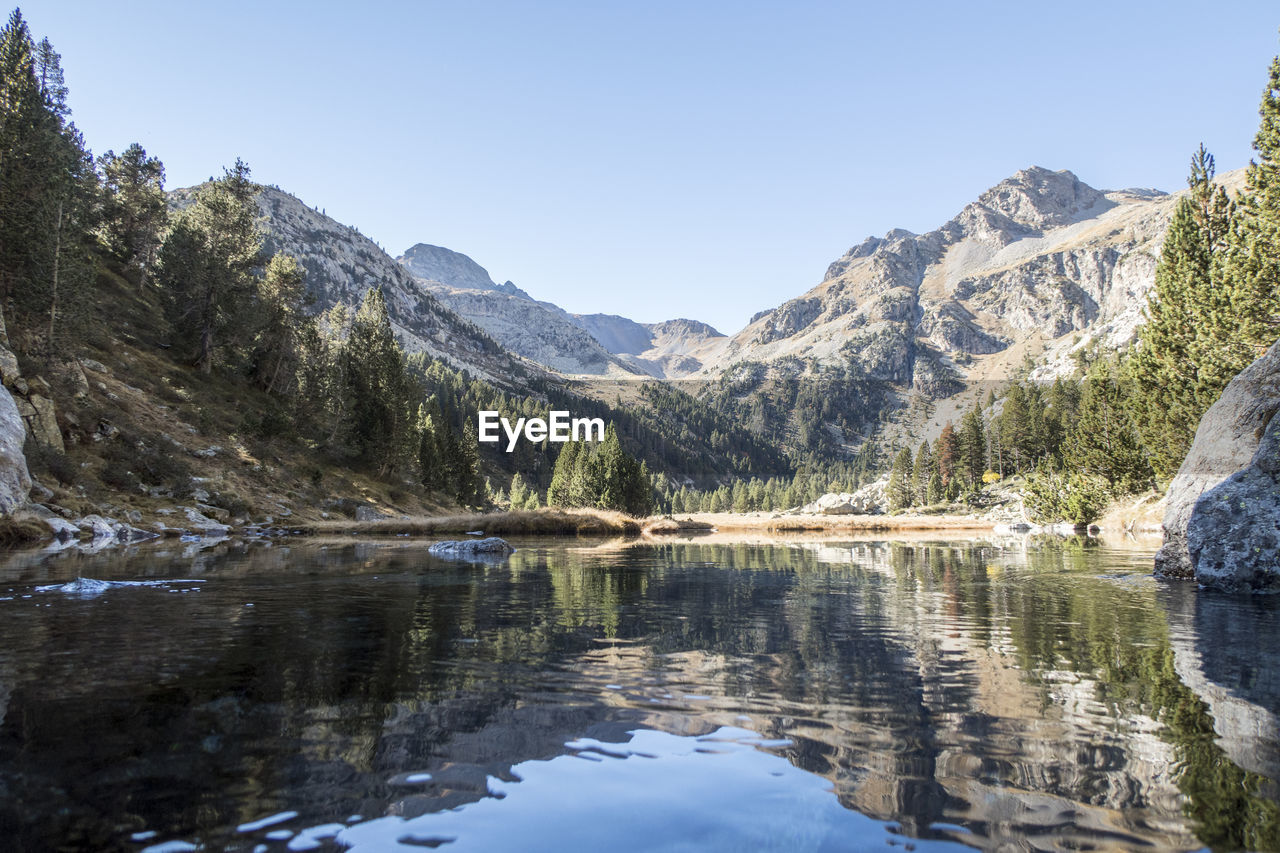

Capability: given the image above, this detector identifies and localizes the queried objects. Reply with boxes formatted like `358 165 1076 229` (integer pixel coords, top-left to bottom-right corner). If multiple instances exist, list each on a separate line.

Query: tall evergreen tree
340 286 415 473
1064 361 1154 495
1227 52 1280 359
959 405 986 488
0 12 96 350
158 159 263 373
998 383 1032 473
935 423 959 497
911 441 931 505
250 254 307 395
887 446 913 511
100 143 167 285
1130 146 1238 480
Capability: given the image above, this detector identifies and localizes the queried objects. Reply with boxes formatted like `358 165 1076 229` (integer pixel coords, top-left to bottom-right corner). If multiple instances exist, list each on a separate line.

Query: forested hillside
0 4 1277 531
0 9 798 529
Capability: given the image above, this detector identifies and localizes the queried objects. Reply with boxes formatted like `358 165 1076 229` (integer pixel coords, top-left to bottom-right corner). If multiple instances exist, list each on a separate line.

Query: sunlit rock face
1156 337 1280 590
700 169 1244 391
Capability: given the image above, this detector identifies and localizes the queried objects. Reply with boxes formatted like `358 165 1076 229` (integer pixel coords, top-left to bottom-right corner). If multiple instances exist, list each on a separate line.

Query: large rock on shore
799 476 888 515
1155 339 1280 591
0 382 31 516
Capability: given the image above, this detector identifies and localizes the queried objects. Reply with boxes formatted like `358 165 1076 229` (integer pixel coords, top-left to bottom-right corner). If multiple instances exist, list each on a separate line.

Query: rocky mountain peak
398 243 526 297
973 166 1111 231
651 318 723 340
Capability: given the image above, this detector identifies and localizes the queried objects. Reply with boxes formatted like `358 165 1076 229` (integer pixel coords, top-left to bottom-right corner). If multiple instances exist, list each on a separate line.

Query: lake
0 535 1277 852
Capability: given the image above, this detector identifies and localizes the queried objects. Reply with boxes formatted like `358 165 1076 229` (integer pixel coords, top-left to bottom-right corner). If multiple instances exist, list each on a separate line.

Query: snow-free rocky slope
169 187 538 388
697 167 1245 388
569 315 726 377
398 243 644 377
398 245 727 379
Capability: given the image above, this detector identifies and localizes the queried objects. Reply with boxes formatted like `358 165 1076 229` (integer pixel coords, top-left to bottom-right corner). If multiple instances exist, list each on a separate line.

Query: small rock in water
427 537 514 558
53 578 113 597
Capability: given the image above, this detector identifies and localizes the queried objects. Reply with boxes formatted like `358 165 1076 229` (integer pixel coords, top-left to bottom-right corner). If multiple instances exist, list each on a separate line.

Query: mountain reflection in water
0 536 1276 852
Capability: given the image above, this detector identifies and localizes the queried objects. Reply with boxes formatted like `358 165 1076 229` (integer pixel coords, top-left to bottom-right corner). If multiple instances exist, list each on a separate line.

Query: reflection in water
0 537 1275 851
336 726 963 853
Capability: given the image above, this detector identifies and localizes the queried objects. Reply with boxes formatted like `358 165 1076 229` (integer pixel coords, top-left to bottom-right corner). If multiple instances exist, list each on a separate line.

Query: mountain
396 243 644 377
570 315 726 377
167 186 540 388
698 167 1245 392
399 243 529 298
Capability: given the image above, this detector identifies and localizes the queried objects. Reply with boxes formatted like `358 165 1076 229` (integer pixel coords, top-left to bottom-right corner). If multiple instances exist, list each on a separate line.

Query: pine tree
0 9 50 305
887 446 913 511
341 286 416 473
250 254 307 395
1227 52 1280 359
911 441 931 505
998 383 1032 472
547 439 582 507
1130 146 1238 480
100 143 167 285
453 427 484 507
508 472 529 509
158 159 263 373
926 468 944 505
1064 361 1154 496
0 12 97 351
959 405 986 489
935 423 959 494
416 400 446 491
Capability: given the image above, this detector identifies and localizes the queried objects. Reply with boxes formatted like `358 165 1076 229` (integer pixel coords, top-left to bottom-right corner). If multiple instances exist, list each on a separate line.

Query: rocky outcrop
15 389 63 453
0 320 33 516
183 507 231 537
570 315 727 378
417 285 638 376
398 243 529 297
1155 339 1280 591
0 380 31 517
798 476 889 515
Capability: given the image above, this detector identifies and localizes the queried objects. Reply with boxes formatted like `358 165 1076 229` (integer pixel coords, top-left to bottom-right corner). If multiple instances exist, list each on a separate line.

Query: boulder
76 513 159 543
354 505 384 522
16 393 64 452
800 476 888 515
184 507 230 536
0 383 31 516
1155 338 1280 590
428 537 514 558
0 342 19 388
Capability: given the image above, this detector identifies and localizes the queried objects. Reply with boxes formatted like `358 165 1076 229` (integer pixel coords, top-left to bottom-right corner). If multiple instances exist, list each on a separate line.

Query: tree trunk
197 282 215 373
48 200 62 351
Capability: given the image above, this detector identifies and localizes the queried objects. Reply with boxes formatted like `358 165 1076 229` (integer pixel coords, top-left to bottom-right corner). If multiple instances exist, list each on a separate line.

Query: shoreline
2 503 1168 550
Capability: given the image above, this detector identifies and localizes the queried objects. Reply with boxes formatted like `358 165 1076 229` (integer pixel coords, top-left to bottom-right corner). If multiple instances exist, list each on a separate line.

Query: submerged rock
428 537 514 558
1155 338 1280 591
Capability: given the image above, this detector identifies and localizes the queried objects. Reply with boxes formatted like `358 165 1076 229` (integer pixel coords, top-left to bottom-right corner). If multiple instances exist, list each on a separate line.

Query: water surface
0 535 1277 851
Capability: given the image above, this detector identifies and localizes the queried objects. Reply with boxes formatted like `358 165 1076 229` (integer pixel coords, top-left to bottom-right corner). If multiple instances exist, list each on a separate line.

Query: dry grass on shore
682 511 999 534
303 507 648 538
301 507 993 540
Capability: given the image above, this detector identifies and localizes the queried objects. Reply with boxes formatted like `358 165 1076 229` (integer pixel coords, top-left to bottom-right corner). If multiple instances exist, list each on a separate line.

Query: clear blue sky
21 1 1280 333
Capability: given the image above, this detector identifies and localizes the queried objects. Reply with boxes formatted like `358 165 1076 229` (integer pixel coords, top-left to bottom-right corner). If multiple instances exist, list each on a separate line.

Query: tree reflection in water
0 536 1274 851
